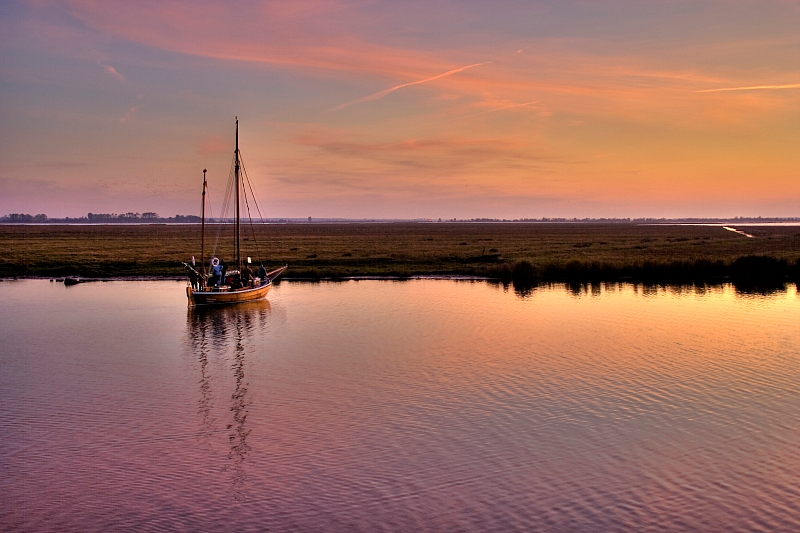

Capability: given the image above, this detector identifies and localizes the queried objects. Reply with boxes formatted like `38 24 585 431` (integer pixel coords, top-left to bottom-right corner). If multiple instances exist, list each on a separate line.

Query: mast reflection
186 300 273 499
228 322 249 500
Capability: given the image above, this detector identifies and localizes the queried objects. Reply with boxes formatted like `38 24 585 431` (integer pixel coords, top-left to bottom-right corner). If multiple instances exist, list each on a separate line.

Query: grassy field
1 223 799 285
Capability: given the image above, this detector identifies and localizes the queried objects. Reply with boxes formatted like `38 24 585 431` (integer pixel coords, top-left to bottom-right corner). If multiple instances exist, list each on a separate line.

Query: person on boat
220 259 228 284
198 265 207 287
258 264 268 285
210 257 223 287
184 262 200 290
241 265 253 287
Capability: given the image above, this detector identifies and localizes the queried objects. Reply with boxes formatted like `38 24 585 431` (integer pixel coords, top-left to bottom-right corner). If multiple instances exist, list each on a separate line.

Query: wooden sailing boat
185 118 287 306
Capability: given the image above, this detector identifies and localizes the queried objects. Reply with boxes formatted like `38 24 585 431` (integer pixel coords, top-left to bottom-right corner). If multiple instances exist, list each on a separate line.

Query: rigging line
203 167 217 222
212 158 236 260
205 187 214 221
239 160 262 260
240 156 271 231
241 180 262 261
212 179 230 257
240 156 265 222
203 180 215 267
239 154 264 258
241 158 266 222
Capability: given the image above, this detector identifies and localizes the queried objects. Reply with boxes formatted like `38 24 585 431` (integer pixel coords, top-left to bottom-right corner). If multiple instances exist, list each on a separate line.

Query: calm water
2 280 799 532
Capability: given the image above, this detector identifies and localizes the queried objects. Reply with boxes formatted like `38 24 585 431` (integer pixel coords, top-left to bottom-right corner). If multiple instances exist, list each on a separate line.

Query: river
2 279 799 532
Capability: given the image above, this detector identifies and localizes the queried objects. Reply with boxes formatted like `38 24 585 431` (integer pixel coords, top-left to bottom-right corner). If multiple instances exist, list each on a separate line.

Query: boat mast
235 117 241 272
201 168 207 273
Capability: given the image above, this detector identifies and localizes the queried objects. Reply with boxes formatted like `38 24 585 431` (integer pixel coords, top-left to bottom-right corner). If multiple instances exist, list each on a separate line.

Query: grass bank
2 223 799 285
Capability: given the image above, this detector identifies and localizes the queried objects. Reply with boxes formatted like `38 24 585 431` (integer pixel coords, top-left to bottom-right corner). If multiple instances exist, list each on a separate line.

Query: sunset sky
1 0 798 219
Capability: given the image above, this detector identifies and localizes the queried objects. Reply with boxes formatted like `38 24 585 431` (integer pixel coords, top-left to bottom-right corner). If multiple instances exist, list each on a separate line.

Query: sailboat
185 118 287 306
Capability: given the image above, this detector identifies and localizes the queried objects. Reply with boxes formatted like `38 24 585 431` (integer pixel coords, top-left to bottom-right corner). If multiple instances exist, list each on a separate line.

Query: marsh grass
2 223 799 283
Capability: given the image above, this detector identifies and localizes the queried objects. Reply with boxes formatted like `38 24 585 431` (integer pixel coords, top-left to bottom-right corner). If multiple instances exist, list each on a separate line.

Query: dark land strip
2 223 799 291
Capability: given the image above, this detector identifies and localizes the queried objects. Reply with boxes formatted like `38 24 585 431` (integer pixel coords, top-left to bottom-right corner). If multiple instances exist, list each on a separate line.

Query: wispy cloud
198 135 230 155
474 101 540 116
120 105 142 122
99 62 125 82
291 130 578 173
697 83 800 93
0 161 88 171
331 62 492 111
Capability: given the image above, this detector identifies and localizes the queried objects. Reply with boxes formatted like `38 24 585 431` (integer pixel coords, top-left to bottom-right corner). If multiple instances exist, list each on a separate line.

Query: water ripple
2 281 799 532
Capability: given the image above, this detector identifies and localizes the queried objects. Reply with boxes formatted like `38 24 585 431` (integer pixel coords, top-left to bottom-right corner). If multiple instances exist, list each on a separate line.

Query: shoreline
3 274 798 300
3 270 798 292
0 274 492 282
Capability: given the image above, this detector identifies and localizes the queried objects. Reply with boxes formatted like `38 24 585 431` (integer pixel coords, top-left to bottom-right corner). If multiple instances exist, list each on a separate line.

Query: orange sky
1 0 798 218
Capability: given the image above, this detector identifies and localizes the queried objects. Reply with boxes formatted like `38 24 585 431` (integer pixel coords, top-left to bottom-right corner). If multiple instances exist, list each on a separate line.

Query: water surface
2 280 799 532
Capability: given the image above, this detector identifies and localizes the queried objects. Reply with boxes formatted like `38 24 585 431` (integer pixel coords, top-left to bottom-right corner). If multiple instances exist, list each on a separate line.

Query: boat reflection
185 299 273 500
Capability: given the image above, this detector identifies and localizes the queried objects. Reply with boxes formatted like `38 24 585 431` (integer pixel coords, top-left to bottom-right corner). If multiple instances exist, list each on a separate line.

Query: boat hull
187 282 271 306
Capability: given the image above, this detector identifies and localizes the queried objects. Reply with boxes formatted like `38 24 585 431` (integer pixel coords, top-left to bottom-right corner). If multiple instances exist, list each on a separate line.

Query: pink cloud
697 83 800 93
198 135 230 155
100 63 125 81
120 105 142 122
60 0 799 128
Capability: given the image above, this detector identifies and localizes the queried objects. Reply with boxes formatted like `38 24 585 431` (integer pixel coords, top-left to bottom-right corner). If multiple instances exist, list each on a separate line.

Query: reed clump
481 255 798 283
475 255 799 296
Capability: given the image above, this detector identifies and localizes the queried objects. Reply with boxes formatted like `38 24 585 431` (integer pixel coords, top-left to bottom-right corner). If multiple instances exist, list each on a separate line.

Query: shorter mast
201 168 207 273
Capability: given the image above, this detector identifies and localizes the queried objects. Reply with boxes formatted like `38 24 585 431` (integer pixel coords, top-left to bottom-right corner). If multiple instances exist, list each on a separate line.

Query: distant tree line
454 217 800 223
87 212 162 221
0 212 201 223
3 213 48 222
3 213 800 224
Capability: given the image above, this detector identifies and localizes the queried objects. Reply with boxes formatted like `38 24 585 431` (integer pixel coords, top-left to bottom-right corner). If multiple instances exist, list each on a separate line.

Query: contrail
697 83 800 93
331 62 491 111
456 101 539 120
481 101 539 114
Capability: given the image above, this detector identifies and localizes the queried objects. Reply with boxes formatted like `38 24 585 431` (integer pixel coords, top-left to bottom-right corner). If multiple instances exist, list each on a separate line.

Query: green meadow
1 223 799 285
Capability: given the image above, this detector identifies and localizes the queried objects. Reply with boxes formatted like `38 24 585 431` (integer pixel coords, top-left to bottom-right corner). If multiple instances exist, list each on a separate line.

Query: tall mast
201 168 207 274
235 117 241 272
